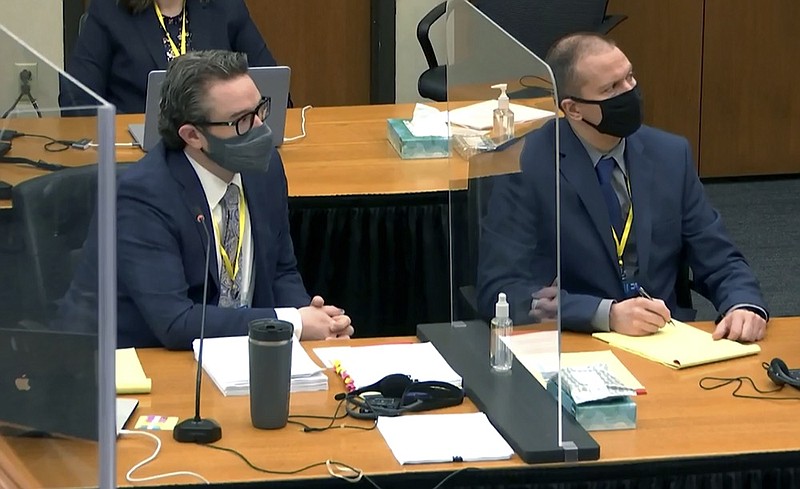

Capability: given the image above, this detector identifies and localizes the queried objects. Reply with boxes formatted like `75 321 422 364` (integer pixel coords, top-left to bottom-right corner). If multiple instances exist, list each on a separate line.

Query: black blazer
60 0 278 114
58 144 310 349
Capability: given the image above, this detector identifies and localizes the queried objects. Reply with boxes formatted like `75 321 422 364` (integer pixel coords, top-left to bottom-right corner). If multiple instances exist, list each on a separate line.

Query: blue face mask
200 123 274 174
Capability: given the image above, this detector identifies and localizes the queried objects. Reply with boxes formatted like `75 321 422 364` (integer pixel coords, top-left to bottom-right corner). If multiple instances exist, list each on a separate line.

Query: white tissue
403 104 449 138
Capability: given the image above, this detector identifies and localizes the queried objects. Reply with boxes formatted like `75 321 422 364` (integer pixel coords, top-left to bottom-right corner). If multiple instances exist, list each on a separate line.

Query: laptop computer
129 65 291 152
0 328 138 440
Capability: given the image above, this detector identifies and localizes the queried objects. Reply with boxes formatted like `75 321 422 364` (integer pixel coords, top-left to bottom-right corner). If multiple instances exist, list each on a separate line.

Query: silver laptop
0 328 138 440
129 65 292 152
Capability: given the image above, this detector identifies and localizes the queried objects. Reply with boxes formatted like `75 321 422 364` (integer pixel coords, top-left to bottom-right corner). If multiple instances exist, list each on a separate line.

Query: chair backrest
473 0 611 57
11 164 130 318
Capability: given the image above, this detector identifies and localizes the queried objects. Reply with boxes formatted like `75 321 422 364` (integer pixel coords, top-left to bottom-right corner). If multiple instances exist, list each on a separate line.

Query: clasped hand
299 295 353 340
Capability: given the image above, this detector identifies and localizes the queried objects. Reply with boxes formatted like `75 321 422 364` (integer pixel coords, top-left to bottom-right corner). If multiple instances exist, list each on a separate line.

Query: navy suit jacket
477 119 767 331
59 144 309 349
60 0 278 114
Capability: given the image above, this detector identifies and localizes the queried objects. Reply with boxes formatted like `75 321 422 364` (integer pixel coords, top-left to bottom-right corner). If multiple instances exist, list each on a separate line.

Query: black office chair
11 164 131 321
417 0 628 101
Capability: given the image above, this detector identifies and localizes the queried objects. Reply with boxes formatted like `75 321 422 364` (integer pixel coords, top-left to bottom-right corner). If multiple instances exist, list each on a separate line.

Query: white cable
325 459 363 483
119 429 210 485
86 142 138 148
283 105 313 143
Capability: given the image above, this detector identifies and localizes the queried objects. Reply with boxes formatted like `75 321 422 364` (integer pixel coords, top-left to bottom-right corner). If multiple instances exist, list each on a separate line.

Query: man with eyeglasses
60 50 352 349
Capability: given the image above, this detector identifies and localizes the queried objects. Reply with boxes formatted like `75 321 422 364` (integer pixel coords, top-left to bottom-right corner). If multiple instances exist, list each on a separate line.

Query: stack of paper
313 342 462 390
501 331 646 394
191 336 327 396
116 348 152 394
448 100 554 131
592 319 761 369
377 413 513 465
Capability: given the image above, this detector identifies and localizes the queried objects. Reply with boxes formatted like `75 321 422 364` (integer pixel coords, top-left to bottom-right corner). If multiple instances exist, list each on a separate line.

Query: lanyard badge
154 0 187 58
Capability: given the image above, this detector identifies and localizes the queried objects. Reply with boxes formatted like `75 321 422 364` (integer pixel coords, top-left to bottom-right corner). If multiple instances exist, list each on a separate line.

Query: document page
377 413 513 464
592 320 760 369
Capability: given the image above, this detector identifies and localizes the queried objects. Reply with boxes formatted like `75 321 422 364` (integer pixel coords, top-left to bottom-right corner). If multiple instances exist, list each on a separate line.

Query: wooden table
3 318 800 488
0 102 547 208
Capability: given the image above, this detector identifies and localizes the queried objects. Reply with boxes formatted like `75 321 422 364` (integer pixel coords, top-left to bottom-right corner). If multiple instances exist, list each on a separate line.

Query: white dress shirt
186 152 303 338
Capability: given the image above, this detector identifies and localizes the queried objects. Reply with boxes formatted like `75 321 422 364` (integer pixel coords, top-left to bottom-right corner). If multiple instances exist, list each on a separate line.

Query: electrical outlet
14 62 37 85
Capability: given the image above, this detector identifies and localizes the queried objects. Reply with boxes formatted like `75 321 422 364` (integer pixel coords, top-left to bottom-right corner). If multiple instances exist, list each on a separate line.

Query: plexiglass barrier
443 0 590 462
0 24 117 488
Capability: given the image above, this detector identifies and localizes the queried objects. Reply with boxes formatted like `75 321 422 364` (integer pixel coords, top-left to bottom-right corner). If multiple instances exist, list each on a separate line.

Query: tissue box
546 378 636 431
386 118 449 159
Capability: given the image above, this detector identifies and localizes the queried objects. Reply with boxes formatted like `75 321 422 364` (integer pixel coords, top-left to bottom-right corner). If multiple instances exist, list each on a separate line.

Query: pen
638 286 675 327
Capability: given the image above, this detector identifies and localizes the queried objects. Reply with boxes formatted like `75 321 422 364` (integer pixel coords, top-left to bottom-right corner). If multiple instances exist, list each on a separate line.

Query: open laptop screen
129 66 291 152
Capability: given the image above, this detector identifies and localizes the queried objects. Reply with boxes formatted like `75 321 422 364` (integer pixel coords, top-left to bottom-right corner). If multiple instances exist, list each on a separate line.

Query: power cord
1 69 42 119
201 444 367 483
287 398 377 433
118 429 210 484
283 105 313 143
699 365 800 400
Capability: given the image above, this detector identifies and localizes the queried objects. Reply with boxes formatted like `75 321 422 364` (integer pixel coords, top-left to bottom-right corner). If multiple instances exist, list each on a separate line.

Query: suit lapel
132 8 170 70
165 149 220 291
625 134 654 283
558 120 618 268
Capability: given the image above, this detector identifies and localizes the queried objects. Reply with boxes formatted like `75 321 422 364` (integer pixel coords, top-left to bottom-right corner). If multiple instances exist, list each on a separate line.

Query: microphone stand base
173 418 222 444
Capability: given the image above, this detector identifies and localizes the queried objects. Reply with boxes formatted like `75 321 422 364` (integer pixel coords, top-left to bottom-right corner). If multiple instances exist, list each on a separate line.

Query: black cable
202 442 476 489
286 398 377 433
699 373 800 401
430 467 474 489
1 93 25 119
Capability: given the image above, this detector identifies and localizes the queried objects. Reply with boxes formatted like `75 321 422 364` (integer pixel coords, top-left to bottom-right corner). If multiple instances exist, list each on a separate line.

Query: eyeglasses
197 96 271 136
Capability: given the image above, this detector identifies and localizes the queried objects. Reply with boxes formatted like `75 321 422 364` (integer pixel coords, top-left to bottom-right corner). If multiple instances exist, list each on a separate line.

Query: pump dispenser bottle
490 292 513 372
490 83 515 141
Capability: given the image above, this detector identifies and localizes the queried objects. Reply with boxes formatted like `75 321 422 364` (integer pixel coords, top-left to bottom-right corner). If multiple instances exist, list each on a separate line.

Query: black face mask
570 86 642 138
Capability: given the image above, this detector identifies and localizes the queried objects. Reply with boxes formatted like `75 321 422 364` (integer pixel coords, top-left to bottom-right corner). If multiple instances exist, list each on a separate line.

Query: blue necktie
596 157 623 235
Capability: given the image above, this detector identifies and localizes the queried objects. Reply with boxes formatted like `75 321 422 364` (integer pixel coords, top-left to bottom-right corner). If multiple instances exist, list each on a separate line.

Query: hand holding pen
638 287 675 328
609 287 673 336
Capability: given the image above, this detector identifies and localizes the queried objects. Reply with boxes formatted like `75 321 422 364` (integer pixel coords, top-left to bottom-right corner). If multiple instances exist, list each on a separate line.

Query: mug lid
249 318 293 342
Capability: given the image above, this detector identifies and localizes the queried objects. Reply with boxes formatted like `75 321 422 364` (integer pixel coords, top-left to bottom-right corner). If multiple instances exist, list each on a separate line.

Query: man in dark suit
60 50 351 349
60 0 278 114
477 33 768 342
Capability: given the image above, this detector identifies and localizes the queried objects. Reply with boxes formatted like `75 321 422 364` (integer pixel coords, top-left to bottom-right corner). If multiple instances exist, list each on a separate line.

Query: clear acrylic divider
444 0 577 462
0 24 117 488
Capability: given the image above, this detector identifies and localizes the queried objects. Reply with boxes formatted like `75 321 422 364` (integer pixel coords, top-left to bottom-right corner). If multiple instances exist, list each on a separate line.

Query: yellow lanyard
611 178 634 272
154 1 187 58
211 186 246 282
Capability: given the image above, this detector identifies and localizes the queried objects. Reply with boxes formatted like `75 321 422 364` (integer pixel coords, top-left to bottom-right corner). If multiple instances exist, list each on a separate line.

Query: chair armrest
598 13 627 34
417 1 447 69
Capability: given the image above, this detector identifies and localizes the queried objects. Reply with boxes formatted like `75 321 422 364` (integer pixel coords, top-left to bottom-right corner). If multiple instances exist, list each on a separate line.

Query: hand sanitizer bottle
490 83 515 142
490 292 513 372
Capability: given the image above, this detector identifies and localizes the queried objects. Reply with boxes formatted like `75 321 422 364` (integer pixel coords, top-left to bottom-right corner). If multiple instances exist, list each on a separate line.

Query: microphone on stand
174 211 222 444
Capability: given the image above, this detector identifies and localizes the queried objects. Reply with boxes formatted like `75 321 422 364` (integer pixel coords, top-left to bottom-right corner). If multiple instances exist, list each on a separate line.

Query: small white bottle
490 83 515 141
490 292 513 372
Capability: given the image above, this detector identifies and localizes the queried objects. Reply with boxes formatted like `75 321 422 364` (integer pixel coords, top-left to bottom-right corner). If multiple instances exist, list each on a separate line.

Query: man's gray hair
545 33 616 103
157 50 249 150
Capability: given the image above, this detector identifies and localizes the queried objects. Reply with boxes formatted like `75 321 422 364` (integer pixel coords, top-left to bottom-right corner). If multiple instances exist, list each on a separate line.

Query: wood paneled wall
606 0 703 167
699 0 800 177
245 0 372 107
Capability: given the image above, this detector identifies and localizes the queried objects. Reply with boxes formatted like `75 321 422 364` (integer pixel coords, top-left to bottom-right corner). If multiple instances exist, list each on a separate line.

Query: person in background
60 0 280 113
477 33 768 342
59 50 350 349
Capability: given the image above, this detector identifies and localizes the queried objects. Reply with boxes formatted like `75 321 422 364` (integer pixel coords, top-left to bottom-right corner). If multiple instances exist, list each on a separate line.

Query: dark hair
545 32 617 102
118 0 209 15
157 50 250 150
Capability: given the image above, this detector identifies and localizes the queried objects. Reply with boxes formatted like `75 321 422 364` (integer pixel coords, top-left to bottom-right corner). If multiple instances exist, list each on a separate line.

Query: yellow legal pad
116 348 152 394
592 320 761 369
